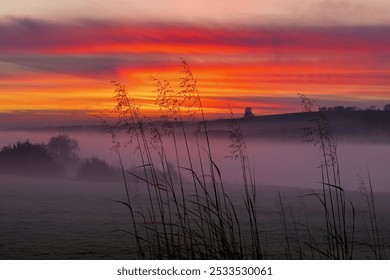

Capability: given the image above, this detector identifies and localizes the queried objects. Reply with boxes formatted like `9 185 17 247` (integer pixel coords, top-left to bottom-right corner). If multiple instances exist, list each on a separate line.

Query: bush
77 156 121 182
0 140 61 176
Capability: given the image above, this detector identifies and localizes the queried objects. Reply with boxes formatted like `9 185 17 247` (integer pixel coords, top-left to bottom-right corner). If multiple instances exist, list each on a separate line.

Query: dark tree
243 107 255 118
319 107 328 112
384 104 390 111
0 141 61 176
48 134 80 177
77 156 120 181
334 106 345 111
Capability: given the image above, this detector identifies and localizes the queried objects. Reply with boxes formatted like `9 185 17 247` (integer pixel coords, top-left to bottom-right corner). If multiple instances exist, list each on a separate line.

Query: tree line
0 134 120 181
319 104 390 112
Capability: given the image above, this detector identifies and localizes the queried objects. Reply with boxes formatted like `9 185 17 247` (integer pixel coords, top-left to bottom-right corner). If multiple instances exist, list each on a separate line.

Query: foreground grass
105 60 389 260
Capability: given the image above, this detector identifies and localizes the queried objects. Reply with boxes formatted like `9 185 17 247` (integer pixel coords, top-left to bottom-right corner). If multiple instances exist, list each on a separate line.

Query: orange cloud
1 19 390 127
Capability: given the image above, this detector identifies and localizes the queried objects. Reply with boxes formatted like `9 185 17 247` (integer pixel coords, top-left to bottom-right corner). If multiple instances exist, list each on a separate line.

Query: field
1 173 389 259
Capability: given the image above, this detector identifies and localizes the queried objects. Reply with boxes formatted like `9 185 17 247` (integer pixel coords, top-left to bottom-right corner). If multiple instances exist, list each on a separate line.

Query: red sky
1 1 390 127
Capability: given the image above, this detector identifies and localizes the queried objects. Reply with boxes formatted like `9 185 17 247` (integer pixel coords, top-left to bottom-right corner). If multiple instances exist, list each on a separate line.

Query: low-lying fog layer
1 129 389 192
1 128 390 259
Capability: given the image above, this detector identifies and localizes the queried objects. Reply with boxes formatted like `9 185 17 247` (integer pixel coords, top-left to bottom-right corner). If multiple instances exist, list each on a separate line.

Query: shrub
0 140 61 176
77 156 121 182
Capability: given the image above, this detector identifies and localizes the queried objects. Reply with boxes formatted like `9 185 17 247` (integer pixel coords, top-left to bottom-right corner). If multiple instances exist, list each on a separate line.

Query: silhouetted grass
358 172 386 259
299 93 356 259
104 61 388 260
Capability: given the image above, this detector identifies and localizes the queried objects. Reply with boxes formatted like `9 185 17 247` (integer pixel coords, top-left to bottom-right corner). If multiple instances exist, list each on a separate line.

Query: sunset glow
3 1 390 265
1 1 390 127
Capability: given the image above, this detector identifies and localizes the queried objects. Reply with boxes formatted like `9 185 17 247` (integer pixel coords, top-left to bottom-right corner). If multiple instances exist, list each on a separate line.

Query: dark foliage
0 140 61 176
48 134 80 177
243 107 255 118
77 156 121 182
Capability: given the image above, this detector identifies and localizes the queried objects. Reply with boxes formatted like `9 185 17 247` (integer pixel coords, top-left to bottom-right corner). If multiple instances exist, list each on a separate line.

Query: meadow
1 61 390 259
1 172 389 259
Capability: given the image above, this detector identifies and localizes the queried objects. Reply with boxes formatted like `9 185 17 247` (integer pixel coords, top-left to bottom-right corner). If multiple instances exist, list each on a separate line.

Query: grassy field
1 175 389 259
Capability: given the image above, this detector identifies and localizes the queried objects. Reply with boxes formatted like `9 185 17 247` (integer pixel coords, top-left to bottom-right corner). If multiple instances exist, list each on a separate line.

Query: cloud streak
2 18 390 54
1 18 390 126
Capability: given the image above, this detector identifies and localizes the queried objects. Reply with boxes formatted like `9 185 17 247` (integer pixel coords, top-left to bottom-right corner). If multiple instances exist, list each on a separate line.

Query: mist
2 123 390 260
1 127 389 192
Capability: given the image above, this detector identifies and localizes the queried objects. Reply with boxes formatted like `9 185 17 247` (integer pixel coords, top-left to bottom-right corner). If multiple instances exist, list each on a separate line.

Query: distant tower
243 107 255 118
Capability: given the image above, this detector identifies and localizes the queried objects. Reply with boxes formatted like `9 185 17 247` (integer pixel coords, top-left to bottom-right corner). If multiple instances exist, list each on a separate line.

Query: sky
1 0 390 127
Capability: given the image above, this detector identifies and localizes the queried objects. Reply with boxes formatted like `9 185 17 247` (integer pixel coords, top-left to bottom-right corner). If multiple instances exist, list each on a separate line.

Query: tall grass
298 93 360 259
358 172 386 259
105 60 265 259
103 62 387 260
